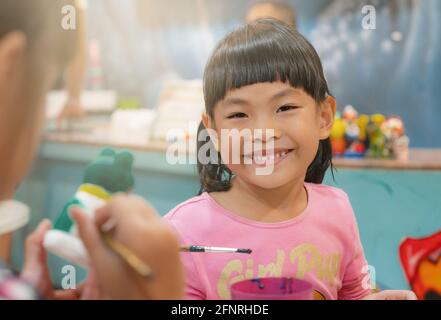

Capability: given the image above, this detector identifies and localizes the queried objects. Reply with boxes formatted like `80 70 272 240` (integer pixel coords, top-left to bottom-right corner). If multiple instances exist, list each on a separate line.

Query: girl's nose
255 119 282 142
251 124 282 142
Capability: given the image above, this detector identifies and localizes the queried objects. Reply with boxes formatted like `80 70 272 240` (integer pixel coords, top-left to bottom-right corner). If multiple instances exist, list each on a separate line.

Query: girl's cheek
295 113 322 137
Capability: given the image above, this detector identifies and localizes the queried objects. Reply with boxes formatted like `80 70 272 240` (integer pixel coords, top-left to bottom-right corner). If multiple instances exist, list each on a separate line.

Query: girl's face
203 81 334 190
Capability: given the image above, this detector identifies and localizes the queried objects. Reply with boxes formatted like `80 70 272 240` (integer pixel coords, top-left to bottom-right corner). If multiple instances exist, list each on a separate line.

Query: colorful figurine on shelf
330 112 346 156
366 114 386 158
354 114 369 153
330 106 409 159
342 105 365 158
54 148 135 232
393 135 410 161
382 116 410 160
343 106 359 146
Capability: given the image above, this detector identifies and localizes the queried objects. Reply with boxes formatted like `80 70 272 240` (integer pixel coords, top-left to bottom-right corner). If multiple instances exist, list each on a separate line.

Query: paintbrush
100 219 252 280
101 240 252 279
101 231 153 279
100 240 252 279
100 218 153 279
180 245 252 254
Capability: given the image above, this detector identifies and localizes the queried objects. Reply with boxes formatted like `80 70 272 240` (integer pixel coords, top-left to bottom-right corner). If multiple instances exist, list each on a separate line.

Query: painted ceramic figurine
330 106 409 159
44 148 135 267
330 112 346 156
342 105 359 146
342 106 366 158
382 116 409 160
366 114 386 158
55 148 134 232
355 114 369 153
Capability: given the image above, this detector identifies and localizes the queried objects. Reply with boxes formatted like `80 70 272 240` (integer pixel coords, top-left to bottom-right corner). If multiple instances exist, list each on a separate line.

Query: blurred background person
246 1 297 26
56 0 88 125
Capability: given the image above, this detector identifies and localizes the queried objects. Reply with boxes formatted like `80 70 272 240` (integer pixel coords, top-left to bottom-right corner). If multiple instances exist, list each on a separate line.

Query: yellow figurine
367 114 386 158
330 113 347 156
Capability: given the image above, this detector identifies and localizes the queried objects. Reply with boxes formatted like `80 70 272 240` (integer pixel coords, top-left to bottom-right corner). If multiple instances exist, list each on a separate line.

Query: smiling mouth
243 148 294 166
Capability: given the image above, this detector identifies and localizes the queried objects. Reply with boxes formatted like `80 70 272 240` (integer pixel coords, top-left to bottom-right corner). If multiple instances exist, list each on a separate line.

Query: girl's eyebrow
222 88 301 107
222 97 250 107
270 88 301 102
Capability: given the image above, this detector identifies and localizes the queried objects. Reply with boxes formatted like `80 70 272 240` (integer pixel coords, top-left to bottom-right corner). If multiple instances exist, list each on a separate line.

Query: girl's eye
277 105 299 113
226 112 247 119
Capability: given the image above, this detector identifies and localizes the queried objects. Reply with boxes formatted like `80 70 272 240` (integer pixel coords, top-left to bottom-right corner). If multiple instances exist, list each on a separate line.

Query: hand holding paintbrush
65 195 252 299
71 195 184 300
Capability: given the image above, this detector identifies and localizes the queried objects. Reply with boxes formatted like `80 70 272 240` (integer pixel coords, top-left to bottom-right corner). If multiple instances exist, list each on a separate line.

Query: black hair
197 19 333 194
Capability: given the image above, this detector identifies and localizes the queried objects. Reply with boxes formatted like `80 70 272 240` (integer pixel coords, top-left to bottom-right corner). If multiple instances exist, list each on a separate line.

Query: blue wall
85 0 440 145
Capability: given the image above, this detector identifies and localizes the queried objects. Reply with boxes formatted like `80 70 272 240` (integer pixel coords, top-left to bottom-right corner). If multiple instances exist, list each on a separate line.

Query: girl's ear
319 96 336 140
201 112 211 130
201 113 219 151
0 31 27 84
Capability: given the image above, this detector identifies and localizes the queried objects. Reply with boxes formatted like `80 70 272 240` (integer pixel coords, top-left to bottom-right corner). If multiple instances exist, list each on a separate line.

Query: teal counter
12 140 441 291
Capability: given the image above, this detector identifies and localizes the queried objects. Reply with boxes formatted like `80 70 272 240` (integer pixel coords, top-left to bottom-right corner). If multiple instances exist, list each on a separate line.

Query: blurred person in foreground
0 0 183 300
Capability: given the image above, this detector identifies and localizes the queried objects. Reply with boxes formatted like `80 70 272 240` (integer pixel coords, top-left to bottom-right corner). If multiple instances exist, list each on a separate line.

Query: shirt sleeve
338 200 372 300
162 216 206 300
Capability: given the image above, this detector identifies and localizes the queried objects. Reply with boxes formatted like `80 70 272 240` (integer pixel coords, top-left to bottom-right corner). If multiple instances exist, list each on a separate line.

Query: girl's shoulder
305 182 355 218
163 193 212 223
163 193 228 242
305 182 350 201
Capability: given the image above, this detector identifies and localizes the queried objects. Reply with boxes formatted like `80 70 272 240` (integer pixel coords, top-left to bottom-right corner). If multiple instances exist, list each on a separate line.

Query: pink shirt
164 182 371 300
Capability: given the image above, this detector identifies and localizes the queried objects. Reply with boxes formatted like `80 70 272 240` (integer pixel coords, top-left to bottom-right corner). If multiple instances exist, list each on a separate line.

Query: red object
399 231 441 300
353 143 365 153
331 138 346 156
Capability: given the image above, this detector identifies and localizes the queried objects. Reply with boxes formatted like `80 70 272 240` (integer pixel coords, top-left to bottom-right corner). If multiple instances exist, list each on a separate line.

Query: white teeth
273 151 288 159
253 155 275 163
244 150 291 164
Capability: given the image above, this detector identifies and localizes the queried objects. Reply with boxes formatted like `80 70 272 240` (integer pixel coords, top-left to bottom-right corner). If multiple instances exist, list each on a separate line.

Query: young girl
164 19 416 300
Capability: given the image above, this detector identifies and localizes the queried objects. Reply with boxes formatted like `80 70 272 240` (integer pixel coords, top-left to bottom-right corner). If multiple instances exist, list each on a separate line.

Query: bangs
203 19 329 114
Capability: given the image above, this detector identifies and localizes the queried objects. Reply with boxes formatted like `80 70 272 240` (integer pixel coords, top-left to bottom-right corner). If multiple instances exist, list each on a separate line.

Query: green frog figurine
54 148 134 233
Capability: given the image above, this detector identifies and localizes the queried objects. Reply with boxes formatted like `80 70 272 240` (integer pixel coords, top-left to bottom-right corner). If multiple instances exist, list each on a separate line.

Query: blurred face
203 82 334 190
246 3 294 26
0 31 58 198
